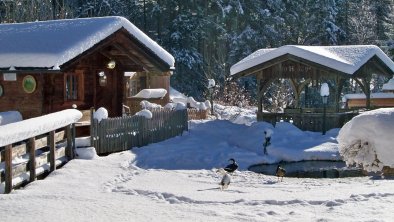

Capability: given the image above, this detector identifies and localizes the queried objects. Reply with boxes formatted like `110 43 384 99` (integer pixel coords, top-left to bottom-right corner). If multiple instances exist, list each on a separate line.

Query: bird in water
276 165 286 182
216 168 231 190
224 158 238 173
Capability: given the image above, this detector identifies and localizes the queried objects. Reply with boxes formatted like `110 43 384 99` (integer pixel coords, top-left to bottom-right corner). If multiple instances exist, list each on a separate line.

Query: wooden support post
66 125 73 159
5 144 12 194
49 131 56 172
72 123 76 158
28 138 36 182
90 107 95 148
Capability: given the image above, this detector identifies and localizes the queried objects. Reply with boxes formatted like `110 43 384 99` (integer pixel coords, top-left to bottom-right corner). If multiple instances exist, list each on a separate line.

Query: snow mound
76 147 98 160
93 107 108 122
337 108 394 172
0 111 22 126
133 88 167 99
135 109 153 119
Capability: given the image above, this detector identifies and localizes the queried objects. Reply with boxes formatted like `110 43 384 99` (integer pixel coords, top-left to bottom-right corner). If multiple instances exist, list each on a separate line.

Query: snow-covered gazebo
230 45 394 131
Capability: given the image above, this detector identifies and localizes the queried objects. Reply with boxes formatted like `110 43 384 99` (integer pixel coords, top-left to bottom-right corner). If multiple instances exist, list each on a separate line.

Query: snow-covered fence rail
0 109 82 194
91 109 188 154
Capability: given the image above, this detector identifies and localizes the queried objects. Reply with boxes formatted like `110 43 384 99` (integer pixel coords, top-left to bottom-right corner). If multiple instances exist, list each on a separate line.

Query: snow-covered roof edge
58 16 175 69
0 16 175 70
0 109 82 147
230 45 394 76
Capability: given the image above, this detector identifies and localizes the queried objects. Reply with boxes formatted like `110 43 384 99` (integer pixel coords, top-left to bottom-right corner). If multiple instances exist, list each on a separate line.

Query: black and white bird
224 158 238 173
216 168 231 190
275 165 286 182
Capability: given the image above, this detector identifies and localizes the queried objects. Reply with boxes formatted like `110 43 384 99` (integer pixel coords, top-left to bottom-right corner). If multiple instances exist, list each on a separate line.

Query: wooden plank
28 138 36 182
35 151 50 168
56 146 66 158
12 162 28 178
35 135 49 150
5 144 12 194
11 143 28 159
66 125 73 159
54 130 65 143
49 131 56 172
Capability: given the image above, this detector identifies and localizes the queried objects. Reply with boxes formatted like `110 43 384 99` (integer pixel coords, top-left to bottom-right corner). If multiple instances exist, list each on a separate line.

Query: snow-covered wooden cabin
0 16 175 119
343 77 394 108
230 45 394 131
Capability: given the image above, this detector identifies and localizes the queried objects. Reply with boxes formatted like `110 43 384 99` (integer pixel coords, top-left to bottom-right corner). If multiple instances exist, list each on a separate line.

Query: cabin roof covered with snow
230 45 394 77
0 16 175 71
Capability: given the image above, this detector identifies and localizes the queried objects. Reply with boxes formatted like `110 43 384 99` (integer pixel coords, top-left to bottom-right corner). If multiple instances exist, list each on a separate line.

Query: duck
224 158 238 173
276 165 286 182
216 168 231 190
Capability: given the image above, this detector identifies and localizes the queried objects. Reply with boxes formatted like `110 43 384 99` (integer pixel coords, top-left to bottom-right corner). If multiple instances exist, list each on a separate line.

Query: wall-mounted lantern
98 71 107 86
107 59 116 69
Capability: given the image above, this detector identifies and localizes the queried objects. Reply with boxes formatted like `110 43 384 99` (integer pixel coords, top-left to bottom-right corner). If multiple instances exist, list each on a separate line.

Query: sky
1 105 394 222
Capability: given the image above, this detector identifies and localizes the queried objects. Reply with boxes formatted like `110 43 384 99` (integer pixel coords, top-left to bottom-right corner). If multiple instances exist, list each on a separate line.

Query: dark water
248 160 366 178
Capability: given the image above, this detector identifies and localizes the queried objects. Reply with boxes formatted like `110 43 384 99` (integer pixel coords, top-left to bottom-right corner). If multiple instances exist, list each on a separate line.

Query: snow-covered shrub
337 108 394 172
174 102 187 110
214 79 254 108
140 100 162 109
0 111 22 126
93 107 108 122
135 109 153 119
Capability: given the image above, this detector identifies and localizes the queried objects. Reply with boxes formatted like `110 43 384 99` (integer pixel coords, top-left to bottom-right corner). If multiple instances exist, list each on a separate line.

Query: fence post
28 137 36 182
49 130 56 172
66 125 73 159
72 123 76 157
90 107 95 149
5 144 12 194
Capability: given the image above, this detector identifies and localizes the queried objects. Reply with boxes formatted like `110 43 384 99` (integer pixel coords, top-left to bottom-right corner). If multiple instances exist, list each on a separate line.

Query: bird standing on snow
276 165 286 182
216 168 231 190
224 158 238 173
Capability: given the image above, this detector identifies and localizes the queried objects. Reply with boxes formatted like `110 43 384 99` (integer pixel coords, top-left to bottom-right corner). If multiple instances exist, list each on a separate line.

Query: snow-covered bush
93 107 108 122
0 111 22 126
140 100 162 109
337 108 394 172
214 80 255 108
135 109 153 119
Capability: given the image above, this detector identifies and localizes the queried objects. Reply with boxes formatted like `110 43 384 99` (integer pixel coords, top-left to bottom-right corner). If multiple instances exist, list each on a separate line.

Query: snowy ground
1 105 394 221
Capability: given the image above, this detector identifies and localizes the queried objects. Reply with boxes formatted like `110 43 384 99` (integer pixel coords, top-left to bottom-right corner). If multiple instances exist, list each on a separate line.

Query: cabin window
126 76 147 97
64 72 83 101
127 79 138 97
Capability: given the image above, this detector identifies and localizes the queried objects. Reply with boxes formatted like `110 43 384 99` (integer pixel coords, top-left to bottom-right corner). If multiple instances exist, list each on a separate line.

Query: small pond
248 160 366 178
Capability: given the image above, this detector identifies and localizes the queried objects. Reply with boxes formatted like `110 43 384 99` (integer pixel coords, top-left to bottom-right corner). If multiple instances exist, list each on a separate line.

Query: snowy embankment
1 107 394 221
338 108 394 172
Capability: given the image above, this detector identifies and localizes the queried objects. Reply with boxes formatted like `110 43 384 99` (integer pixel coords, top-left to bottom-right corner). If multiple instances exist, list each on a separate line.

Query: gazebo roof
230 45 394 77
0 16 175 71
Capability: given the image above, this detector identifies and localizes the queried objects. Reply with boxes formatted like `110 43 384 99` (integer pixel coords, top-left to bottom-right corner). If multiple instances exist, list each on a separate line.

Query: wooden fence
91 109 188 154
257 111 358 132
0 125 76 194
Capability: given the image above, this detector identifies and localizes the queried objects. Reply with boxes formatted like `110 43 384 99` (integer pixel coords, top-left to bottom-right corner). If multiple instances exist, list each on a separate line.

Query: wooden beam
5 144 12 194
28 138 36 182
66 125 73 159
116 29 171 72
49 131 56 172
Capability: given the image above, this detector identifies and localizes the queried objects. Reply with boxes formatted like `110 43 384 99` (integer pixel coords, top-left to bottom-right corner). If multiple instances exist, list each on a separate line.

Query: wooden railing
91 109 188 154
257 111 358 132
0 125 75 194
